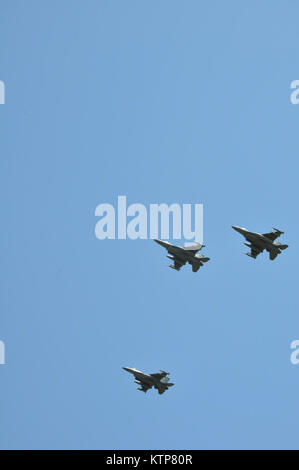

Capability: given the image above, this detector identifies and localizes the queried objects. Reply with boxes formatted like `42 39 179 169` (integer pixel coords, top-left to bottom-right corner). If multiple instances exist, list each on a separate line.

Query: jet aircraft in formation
154 239 210 272
124 226 288 396
232 226 288 260
122 367 174 395
154 227 288 271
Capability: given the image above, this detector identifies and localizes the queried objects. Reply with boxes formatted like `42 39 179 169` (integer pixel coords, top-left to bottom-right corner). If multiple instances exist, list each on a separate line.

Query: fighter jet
154 239 210 272
232 226 288 260
122 367 174 395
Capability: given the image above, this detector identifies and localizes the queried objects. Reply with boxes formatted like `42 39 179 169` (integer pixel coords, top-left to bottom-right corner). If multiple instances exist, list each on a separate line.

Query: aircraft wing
248 244 264 259
139 383 152 393
171 256 186 271
182 243 204 253
262 231 281 241
135 380 152 393
150 370 169 380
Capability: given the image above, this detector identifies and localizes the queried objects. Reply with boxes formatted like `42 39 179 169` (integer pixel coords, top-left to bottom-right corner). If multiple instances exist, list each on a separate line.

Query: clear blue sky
1 0 299 450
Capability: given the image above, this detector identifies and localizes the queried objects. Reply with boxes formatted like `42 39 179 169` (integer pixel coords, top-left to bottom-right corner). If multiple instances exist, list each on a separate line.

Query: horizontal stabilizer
269 251 278 260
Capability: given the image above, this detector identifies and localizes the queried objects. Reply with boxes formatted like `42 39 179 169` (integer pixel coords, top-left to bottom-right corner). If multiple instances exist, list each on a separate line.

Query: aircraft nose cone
232 225 245 234
122 367 137 375
154 239 165 245
154 239 170 249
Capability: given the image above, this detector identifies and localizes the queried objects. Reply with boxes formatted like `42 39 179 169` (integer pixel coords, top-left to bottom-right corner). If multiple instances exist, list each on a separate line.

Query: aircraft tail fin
278 244 288 250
